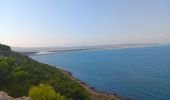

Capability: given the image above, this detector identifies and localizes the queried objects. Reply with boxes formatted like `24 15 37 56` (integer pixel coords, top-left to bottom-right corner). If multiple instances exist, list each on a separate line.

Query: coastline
20 44 161 56
61 69 125 100
27 44 169 100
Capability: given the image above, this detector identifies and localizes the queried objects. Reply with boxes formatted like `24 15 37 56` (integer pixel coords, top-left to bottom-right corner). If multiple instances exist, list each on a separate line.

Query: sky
0 0 170 47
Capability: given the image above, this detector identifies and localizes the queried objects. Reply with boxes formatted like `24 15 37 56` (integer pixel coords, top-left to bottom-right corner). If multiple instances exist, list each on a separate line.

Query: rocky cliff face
0 91 31 100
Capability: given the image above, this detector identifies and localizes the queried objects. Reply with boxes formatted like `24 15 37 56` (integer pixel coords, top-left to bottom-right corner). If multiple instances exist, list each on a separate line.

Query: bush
29 83 65 100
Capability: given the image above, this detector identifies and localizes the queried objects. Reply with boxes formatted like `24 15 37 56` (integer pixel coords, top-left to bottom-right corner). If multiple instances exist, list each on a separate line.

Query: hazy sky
0 0 170 47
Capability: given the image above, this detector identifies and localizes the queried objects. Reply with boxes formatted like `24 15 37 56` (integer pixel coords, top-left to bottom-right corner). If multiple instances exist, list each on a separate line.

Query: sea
31 45 170 100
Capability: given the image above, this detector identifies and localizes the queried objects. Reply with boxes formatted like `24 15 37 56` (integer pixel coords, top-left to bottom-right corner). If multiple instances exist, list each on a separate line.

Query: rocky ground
0 91 31 100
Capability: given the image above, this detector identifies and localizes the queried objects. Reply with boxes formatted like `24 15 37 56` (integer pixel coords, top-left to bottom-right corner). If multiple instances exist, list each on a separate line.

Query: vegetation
0 44 10 52
0 44 90 100
29 83 66 100
0 44 11 56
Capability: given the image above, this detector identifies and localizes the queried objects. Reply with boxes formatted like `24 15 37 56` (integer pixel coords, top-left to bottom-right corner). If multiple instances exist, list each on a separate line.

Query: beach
16 44 160 56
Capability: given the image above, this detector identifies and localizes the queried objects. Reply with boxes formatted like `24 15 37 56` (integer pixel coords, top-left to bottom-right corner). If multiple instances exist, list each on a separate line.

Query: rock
0 91 31 100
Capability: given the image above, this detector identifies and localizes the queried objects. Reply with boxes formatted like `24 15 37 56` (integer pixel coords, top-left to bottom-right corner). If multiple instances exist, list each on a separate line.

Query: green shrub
29 83 65 100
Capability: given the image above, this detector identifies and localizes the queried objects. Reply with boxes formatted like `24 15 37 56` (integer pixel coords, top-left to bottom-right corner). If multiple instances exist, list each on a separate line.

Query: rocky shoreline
0 69 127 100
61 69 127 100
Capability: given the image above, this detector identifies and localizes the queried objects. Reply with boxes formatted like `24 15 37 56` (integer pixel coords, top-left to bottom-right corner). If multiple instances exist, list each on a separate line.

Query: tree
29 83 65 100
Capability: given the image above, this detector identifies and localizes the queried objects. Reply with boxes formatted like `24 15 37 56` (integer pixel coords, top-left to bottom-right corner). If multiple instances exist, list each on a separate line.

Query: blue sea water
31 46 170 100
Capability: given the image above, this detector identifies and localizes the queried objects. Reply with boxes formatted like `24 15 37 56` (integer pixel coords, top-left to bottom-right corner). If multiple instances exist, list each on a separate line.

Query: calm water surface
31 46 170 100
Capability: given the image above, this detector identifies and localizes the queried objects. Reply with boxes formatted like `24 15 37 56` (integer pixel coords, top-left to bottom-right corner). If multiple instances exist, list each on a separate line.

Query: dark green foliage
0 44 90 100
0 44 11 51
0 44 11 56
